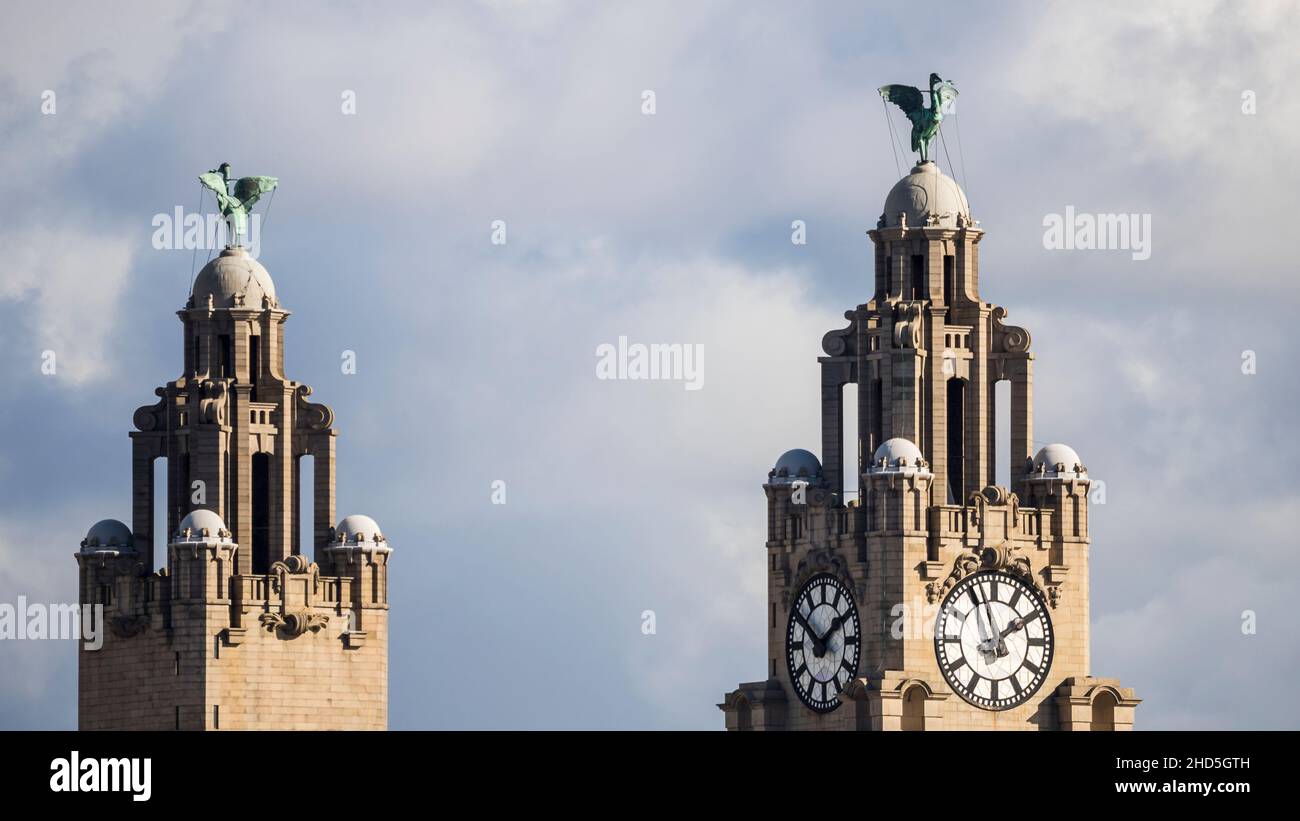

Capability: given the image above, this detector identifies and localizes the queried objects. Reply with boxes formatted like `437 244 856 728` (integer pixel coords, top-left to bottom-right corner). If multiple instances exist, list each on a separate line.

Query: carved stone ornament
821 310 857 356
133 389 166 432
109 614 150 639
991 305 1031 353
793 544 861 605
893 302 924 349
295 384 335 431
925 540 1053 606
258 610 329 638
199 379 229 426
967 485 1020 528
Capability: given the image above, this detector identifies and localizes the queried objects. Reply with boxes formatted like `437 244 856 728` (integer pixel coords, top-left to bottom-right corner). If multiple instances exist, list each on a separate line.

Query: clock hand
998 617 1028 640
819 613 846 643
968 587 992 645
793 609 826 656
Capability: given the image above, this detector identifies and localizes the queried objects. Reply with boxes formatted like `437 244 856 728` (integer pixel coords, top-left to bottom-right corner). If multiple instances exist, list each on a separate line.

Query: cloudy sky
1 0 1297 729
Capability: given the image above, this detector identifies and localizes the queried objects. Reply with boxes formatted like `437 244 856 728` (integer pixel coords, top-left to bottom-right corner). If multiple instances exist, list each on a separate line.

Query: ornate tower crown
721 119 1138 731
77 168 392 730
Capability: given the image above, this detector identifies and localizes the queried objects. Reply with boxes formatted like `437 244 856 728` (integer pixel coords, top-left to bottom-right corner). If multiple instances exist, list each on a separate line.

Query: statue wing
878 84 925 117
235 175 279 210
198 171 237 212
933 81 959 115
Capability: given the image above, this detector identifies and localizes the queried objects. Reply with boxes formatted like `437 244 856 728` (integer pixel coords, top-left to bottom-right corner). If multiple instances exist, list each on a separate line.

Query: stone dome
82 519 134 552
881 161 971 229
176 509 231 541
770 449 822 484
868 437 930 474
191 246 277 310
332 514 389 549
1031 443 1087 479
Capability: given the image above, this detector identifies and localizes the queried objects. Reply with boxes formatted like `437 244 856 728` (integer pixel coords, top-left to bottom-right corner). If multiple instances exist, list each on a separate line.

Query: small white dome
771 449 822 484
1031 443 1087 479
191 246 277 310
881 161 971 229
332 514 388 549
83 519 134 552
868 437 930 475
176 509 231 541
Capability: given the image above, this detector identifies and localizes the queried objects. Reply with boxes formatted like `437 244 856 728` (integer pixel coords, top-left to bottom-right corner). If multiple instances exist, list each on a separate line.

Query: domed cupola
81 519 136 554
1030 443 1087 479
191 246 278 311
769 449 823 484
867 437 931 476
881 161 971 229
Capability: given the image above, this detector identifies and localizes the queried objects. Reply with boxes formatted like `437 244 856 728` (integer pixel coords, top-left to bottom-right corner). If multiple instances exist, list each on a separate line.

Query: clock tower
719 158 1140 730
76 172 390 729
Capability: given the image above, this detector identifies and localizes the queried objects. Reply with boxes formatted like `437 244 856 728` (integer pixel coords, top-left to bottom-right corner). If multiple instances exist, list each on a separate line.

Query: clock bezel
933 569 1055 712
785 572 862 714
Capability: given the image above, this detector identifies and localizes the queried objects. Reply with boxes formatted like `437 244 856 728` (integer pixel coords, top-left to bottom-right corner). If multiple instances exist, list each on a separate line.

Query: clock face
786 573 861 713
934 571 1054 711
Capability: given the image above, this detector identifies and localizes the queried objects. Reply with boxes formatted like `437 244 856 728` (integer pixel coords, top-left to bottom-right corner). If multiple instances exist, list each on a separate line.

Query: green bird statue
198 163 278 248
879 73 959 164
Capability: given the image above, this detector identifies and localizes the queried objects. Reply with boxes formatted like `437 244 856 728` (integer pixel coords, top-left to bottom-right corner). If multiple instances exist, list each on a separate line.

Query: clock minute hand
793 609 826 654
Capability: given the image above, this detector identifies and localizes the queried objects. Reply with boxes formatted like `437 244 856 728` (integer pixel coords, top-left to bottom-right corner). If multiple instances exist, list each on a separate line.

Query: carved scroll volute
822 310 857 356
991 305 1031 353
199 379 229 426
133 388 167 432
295 384 334 431
892 303 923 349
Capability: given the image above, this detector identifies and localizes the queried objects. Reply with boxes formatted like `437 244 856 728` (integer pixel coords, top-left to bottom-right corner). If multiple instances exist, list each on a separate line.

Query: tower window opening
252 452 271 573
910 254 925 300
249 334 261 387
947 378 965 505
943 254 955 320
218 335 232 378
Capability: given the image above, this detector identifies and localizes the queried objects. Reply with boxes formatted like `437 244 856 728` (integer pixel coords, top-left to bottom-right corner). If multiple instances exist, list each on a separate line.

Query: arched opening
251 452 271 573
870 377 884 460
1090 690 1118 731
842 382 859 501
152 457 168 572
736 698 752 731
298 454 314 561
942 254 955 321
909 254 926 300
995 380 1011 489
901 685 926 731
946 378 965 504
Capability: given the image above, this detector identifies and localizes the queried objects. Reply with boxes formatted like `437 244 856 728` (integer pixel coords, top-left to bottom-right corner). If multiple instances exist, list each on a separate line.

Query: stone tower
720 161 1139 730
77 245 390 730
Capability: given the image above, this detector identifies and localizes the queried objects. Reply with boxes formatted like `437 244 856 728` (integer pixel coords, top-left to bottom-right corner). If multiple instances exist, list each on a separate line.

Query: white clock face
786 574 861 713
934 571 1053 711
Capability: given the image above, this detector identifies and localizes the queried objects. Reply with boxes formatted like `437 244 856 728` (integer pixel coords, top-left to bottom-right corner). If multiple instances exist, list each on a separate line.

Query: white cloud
0 229 135 384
